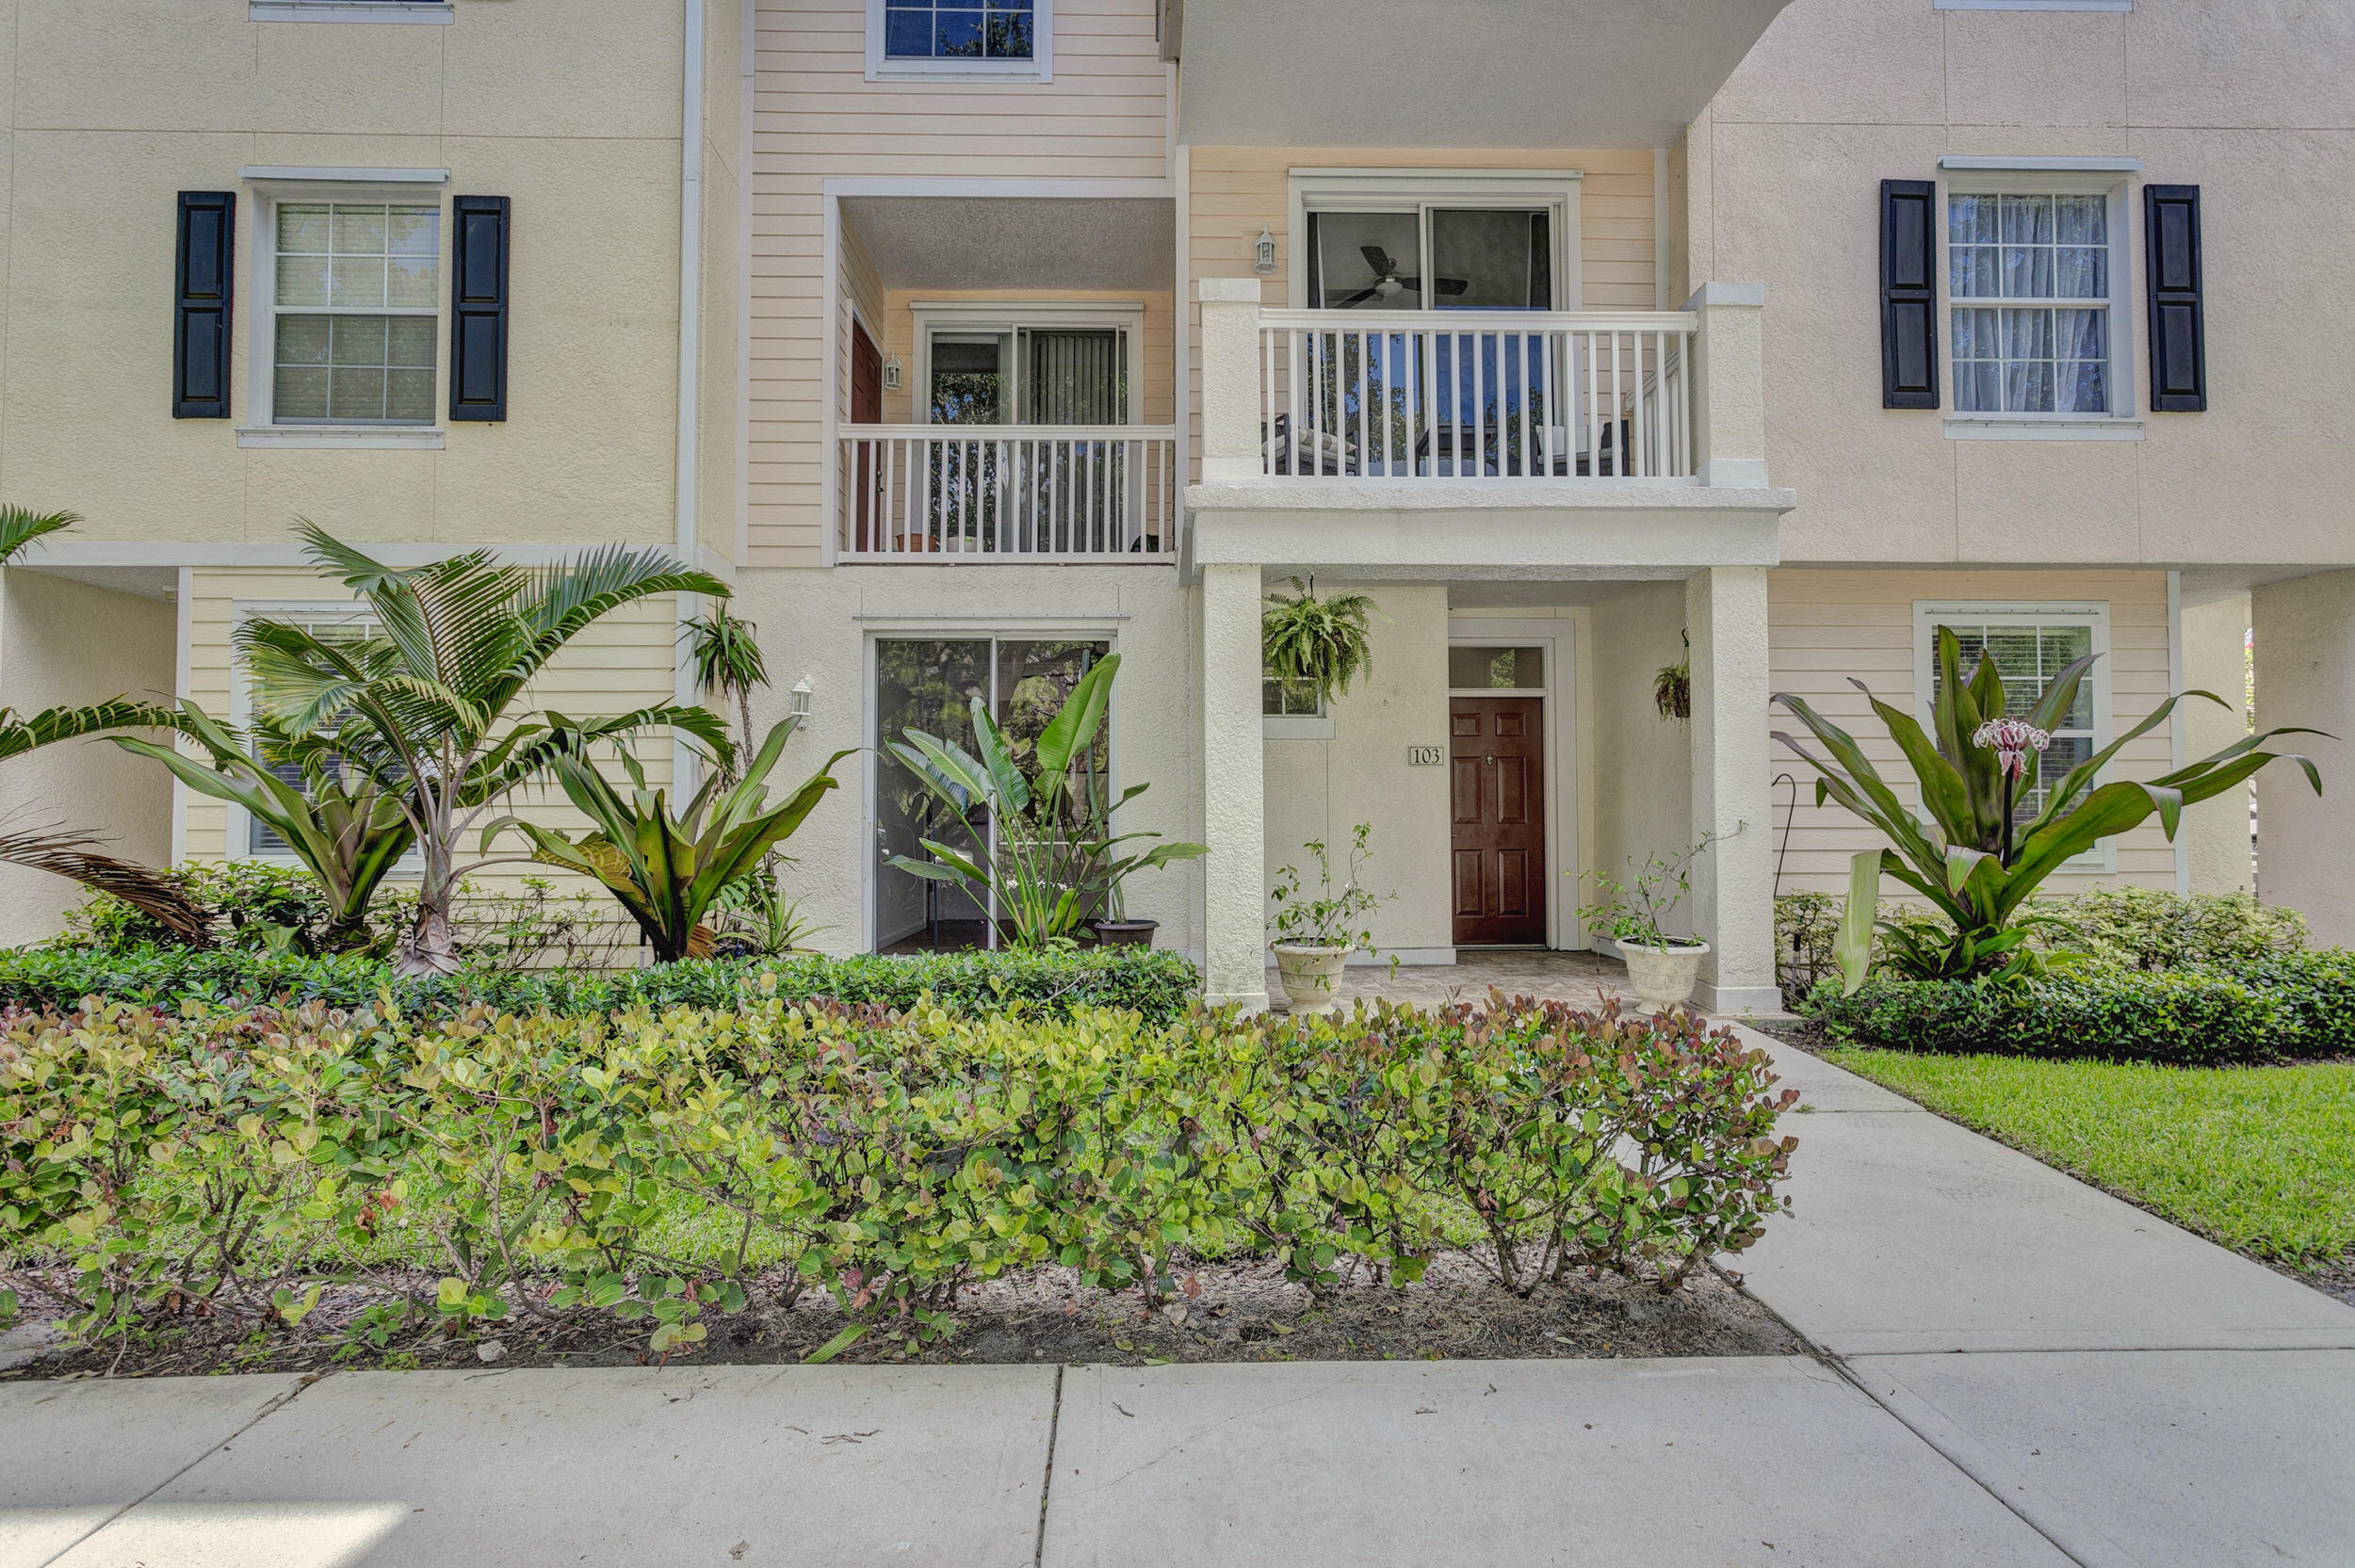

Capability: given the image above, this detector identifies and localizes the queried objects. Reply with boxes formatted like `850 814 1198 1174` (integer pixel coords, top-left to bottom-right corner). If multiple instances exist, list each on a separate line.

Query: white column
1683 282 1767 490
1196 277 1262 483
2182 590 2254 896
1201 559 1269 1010
2253 572 2355 943
1686 564 1778 1013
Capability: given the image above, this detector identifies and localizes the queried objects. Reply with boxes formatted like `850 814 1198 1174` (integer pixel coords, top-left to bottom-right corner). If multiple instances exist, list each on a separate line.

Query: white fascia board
822 176 1173 199
239 166 450 185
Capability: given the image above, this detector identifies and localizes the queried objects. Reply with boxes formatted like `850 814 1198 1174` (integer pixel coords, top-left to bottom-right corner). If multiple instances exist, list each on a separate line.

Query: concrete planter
1616 939 1710 1013
1271 943 1352 1015
1088 918 1158 947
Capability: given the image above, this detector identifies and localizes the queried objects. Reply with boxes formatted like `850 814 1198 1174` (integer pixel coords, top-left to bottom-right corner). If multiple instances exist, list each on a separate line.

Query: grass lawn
1822 1048 2355 1269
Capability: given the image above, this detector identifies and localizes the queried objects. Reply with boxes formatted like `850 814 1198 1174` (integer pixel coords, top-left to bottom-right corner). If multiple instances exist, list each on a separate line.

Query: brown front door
1451 696 1546 946
850 321 884 549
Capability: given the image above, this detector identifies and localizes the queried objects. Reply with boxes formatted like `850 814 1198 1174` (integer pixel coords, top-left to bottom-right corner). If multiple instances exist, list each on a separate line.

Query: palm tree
0 506 204 938
240 523 731 975
680 606 771 785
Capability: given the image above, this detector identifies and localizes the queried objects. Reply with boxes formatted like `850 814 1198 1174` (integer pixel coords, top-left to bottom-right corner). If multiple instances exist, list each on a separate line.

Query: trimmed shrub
0 994 1798 1351
0 946 1202 1025
2036 887 2306 970
1806 962 2333 1065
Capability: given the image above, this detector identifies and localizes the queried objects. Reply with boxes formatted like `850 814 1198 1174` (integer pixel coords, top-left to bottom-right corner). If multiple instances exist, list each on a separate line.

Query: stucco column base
1201 561 1269 1010
2253 572 2355 944
1686 565 1778 1014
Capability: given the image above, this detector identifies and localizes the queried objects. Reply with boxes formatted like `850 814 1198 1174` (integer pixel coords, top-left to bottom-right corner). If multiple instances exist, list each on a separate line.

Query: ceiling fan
1337 244 1470 307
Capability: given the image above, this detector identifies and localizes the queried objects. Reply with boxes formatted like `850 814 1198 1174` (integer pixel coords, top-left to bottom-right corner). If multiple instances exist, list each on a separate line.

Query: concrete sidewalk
5 1036 2351 1568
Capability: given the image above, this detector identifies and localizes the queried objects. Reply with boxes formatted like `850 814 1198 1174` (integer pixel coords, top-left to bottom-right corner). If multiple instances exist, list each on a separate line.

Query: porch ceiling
1166 0 1793 149
841 198 1175 292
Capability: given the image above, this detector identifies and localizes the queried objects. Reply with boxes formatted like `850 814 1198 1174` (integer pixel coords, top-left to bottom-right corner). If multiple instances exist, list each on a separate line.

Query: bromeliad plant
1775 625 2323 992
885 654 1205 947
485 717 847 963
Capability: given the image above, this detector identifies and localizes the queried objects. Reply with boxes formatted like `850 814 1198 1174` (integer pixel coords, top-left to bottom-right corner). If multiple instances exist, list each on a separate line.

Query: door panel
1450 695 1547 946
850 322 883 549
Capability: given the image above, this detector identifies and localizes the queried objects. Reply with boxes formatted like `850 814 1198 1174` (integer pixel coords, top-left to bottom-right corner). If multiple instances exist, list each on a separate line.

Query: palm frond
0 828 208 944
0 507 79 566
0 699 183 763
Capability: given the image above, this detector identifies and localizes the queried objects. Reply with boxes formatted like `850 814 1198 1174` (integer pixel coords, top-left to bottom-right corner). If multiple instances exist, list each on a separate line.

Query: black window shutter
2144 184 2206 412
173 191 236 419
1879 179 1940 409
449 195 512 422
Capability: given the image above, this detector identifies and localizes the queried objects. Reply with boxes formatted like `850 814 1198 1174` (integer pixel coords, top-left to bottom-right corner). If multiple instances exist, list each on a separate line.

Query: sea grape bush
0 991 1797 1354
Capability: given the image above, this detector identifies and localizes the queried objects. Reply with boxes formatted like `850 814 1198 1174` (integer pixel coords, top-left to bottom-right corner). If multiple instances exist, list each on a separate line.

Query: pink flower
1973 717 2052 779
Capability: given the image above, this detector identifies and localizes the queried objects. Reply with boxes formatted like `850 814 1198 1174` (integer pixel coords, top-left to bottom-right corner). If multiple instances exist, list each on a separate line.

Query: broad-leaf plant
1775 625 2322 993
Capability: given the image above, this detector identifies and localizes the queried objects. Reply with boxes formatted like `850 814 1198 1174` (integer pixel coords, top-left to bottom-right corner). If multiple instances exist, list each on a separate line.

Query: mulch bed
0 1253 1803 1379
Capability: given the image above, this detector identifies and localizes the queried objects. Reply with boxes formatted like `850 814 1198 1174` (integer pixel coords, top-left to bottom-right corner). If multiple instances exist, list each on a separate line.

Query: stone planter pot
1616 939 1710 1013
1271 942 1352 1015
1089 918 1158 947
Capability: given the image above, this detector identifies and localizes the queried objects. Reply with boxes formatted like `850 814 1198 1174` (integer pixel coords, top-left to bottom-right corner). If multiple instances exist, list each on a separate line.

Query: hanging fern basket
1261 576 1377 706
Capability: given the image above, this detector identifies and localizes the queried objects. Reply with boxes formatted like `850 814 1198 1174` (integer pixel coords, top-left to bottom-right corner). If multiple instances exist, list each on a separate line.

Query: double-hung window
233 608 382 857
867 0 1048 79
1948 191 2117 418
1915 602 2110 836
271 202 441 426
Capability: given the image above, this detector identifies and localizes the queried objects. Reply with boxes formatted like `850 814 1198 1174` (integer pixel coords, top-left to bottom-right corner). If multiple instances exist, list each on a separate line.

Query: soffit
841 198 1176 291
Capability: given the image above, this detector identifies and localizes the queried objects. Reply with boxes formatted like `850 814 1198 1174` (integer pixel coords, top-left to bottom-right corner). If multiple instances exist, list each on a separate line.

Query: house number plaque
1406 746 1445 766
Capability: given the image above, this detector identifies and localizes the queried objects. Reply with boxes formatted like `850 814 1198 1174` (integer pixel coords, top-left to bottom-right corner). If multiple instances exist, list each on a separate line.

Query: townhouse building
3 0 2350 1010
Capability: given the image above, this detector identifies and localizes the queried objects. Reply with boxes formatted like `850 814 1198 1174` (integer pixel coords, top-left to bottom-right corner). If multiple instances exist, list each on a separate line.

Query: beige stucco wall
1685 0 2355 570
0 0 692 552
2252 570 2355 942
750 0 1173 567
1261 582 1454 960
729 563 1206 958
2182 590 2253 896
1588 580 1695 937
0 571 177 946
1767 567 2180 895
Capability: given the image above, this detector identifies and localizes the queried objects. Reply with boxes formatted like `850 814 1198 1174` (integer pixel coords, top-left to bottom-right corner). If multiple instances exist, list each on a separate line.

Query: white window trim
236 179 449 449
1286 169 1584 312
1912 600 2115 873
1263 676 1331 738
907 299 1146 426
864 0 1052 82
1941 171 2141 442
227 602 421 871
251 1 455 22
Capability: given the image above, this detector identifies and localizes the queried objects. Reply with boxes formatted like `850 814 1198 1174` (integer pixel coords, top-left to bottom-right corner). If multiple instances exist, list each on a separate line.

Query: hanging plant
1261 577 1377 706
1655 631 1692 721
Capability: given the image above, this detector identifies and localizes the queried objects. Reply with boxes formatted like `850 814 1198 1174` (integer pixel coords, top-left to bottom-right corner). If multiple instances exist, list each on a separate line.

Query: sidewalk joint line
34 1369 335 1568
1031 1363 1064 1568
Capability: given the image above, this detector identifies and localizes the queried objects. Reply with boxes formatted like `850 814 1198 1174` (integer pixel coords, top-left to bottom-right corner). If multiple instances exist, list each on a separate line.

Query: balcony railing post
1199 277 1264 482
1683 282 1769 489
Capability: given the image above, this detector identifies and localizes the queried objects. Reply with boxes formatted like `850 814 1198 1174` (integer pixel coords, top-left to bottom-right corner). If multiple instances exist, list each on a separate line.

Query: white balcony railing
838 425 1180 560
1254 309 1695 481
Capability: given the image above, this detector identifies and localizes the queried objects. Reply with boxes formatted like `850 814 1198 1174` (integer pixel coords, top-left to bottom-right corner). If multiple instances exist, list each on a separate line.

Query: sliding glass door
919 324 1133 552
870 636 1112 952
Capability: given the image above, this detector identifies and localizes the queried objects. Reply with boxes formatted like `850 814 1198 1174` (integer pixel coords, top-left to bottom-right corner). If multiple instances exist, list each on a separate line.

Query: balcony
1189 279 1791 581
1253 309 1696 482
837 425 1180 561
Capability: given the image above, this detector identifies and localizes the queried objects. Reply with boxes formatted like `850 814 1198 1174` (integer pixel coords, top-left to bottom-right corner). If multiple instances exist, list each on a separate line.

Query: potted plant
1578 833 1721 1012
1262 577 1377 707
1267 823 1391 1014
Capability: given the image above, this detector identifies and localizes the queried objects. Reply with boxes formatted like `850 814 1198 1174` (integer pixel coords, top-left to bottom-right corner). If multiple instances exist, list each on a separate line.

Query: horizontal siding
1767 568 2179 895
181 569 683 890
749 0 1174 567
1184 146 1661 469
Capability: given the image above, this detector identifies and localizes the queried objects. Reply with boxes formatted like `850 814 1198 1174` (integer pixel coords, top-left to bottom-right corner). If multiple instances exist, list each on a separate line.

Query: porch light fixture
790 675 815 719
881 354 902 393
1253 226 1277 275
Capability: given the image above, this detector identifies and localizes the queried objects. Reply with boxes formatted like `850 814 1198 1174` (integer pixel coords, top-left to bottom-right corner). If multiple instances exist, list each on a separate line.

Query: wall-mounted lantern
1253 226 1277 276
881 354 903 393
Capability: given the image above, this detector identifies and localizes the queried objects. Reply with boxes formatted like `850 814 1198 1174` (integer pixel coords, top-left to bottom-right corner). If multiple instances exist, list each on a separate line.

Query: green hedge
0 945 1202 1024
1808 951 2355 1064
1 994 1797 1350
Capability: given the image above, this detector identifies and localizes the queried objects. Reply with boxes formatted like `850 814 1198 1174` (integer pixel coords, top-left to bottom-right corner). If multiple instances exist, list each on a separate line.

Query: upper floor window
868 0 1051 80
1948 191 2116 418
272 202 440 427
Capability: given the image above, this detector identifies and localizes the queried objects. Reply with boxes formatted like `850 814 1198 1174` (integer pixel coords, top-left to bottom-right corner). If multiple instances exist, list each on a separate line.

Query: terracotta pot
1616 939 1710 1013
1271 942 1352 1015
1089 918 1158 947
